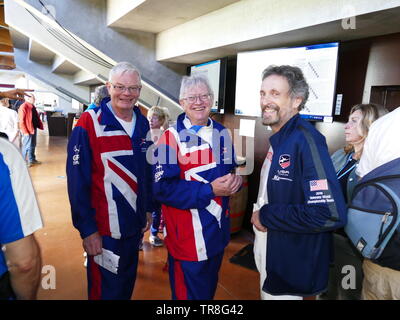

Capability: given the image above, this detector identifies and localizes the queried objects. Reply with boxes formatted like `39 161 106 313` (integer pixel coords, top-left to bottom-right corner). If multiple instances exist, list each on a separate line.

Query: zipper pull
382 212 391 223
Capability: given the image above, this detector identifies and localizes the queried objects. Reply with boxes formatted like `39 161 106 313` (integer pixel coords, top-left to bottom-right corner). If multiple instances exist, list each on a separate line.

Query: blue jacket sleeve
66 126 98 239
153 143 215 210
260 135 347 233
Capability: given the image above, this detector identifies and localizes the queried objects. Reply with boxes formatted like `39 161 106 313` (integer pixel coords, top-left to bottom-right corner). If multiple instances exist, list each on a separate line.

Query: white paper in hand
93 248 120 274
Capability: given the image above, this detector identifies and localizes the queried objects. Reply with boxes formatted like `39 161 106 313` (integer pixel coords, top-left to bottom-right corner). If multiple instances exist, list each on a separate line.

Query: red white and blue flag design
309 179 328 191
67 104 152 240
279 154 291 169
153 114 236 262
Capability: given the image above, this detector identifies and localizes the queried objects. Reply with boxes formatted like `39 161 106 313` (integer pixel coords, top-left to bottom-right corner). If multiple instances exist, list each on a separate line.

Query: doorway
370 86 400 112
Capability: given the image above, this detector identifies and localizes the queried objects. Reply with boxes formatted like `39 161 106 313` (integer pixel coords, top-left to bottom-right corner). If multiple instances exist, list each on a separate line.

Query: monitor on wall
190 58 227 114
235 42 340 122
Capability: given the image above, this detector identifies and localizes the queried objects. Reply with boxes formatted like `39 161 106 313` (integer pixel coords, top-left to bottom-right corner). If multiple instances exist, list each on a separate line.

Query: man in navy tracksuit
251 65 347 298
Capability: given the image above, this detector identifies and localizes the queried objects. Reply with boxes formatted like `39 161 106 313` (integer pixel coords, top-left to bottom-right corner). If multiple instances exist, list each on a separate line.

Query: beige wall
156 0 400 61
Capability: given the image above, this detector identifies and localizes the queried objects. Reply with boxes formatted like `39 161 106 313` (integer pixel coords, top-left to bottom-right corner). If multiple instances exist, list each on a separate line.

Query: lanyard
336 153 357 180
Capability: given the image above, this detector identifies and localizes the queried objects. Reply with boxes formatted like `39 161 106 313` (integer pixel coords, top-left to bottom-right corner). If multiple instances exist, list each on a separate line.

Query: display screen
190 59 226 113
235 42 339 122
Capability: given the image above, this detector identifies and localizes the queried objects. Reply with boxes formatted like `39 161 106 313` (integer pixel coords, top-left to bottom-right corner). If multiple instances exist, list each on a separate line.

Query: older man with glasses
66 62 153 300
153 74 242 300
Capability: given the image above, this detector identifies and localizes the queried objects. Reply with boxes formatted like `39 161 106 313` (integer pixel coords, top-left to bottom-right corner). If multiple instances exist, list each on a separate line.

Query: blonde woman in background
141 106 170 248
321 103 388 300
147 105 170 143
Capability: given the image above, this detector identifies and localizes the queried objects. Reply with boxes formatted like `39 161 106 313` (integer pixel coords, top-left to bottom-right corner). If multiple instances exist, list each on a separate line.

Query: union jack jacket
153 113 237 261
66 98 153 240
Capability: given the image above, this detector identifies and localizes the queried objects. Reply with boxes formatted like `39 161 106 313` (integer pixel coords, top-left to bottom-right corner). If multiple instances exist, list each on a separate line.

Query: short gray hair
262 65 309 111
109 61 142 82
93 85 110 106
179 74 214 100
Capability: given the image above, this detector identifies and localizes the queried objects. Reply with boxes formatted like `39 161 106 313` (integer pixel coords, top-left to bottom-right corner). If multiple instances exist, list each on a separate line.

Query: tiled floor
29 126 259 300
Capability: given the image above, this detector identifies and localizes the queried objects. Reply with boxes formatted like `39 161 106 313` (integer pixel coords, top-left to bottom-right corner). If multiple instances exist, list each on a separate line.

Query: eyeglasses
111 83 142 93
182 94 211 103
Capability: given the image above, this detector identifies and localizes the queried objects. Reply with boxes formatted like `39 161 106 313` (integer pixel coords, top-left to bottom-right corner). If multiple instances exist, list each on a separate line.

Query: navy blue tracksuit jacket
259 114 347 296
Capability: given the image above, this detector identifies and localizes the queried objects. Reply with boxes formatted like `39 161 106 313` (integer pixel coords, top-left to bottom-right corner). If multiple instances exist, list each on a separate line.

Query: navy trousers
168 251 224 300
86 234 140 300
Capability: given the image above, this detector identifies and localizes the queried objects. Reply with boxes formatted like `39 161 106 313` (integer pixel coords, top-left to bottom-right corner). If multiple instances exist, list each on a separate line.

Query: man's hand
1 89 34 100
251 210 267 232
211 173 243 196
230 174 243 194
83 232 102 256
141 212 153 234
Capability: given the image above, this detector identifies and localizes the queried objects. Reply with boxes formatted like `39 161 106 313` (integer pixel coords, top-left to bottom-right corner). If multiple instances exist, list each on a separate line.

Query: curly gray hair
262 65 309 111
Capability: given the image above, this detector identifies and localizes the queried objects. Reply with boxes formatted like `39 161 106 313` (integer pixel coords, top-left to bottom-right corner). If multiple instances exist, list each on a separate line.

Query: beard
261 104 280 126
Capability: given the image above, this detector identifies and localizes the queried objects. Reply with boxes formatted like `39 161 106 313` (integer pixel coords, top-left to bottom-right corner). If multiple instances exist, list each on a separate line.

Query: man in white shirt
0 138 43 299
0 98 20 147
356 106 400 300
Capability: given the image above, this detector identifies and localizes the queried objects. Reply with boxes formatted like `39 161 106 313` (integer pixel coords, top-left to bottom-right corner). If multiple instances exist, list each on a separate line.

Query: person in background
0 137 43 300
86 85 110 111
139 106 170 249
18 94 43 167
251 65 347 300
321 103 388 300
148 106 170 143
0 89 33 100
10 99 24 113
4 89 34 113
0 98 20 148
356 106 400 300
153 74 242 300
66 62 153 300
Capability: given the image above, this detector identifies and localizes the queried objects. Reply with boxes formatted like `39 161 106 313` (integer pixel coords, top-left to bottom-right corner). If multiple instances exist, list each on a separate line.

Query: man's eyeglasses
111 83 142 93
182 94 211 103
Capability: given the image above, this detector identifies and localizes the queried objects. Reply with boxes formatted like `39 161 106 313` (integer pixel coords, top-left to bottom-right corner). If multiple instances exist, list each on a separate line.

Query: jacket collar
98 97 143 137
177 112 212 131
269 113 301 147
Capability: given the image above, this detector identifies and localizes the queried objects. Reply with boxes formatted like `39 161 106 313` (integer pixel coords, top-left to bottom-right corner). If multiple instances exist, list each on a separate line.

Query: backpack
345 157 400 271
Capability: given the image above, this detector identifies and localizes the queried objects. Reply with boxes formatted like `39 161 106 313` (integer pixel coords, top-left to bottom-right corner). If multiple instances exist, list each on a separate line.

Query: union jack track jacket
66 98 153 240
153 113 237 261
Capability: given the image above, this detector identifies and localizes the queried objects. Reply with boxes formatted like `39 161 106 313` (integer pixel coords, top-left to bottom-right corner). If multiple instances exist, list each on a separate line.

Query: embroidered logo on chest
279 154 291 169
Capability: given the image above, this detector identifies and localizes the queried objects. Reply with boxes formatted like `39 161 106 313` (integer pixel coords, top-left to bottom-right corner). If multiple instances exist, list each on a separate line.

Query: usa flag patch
310 179 328 191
